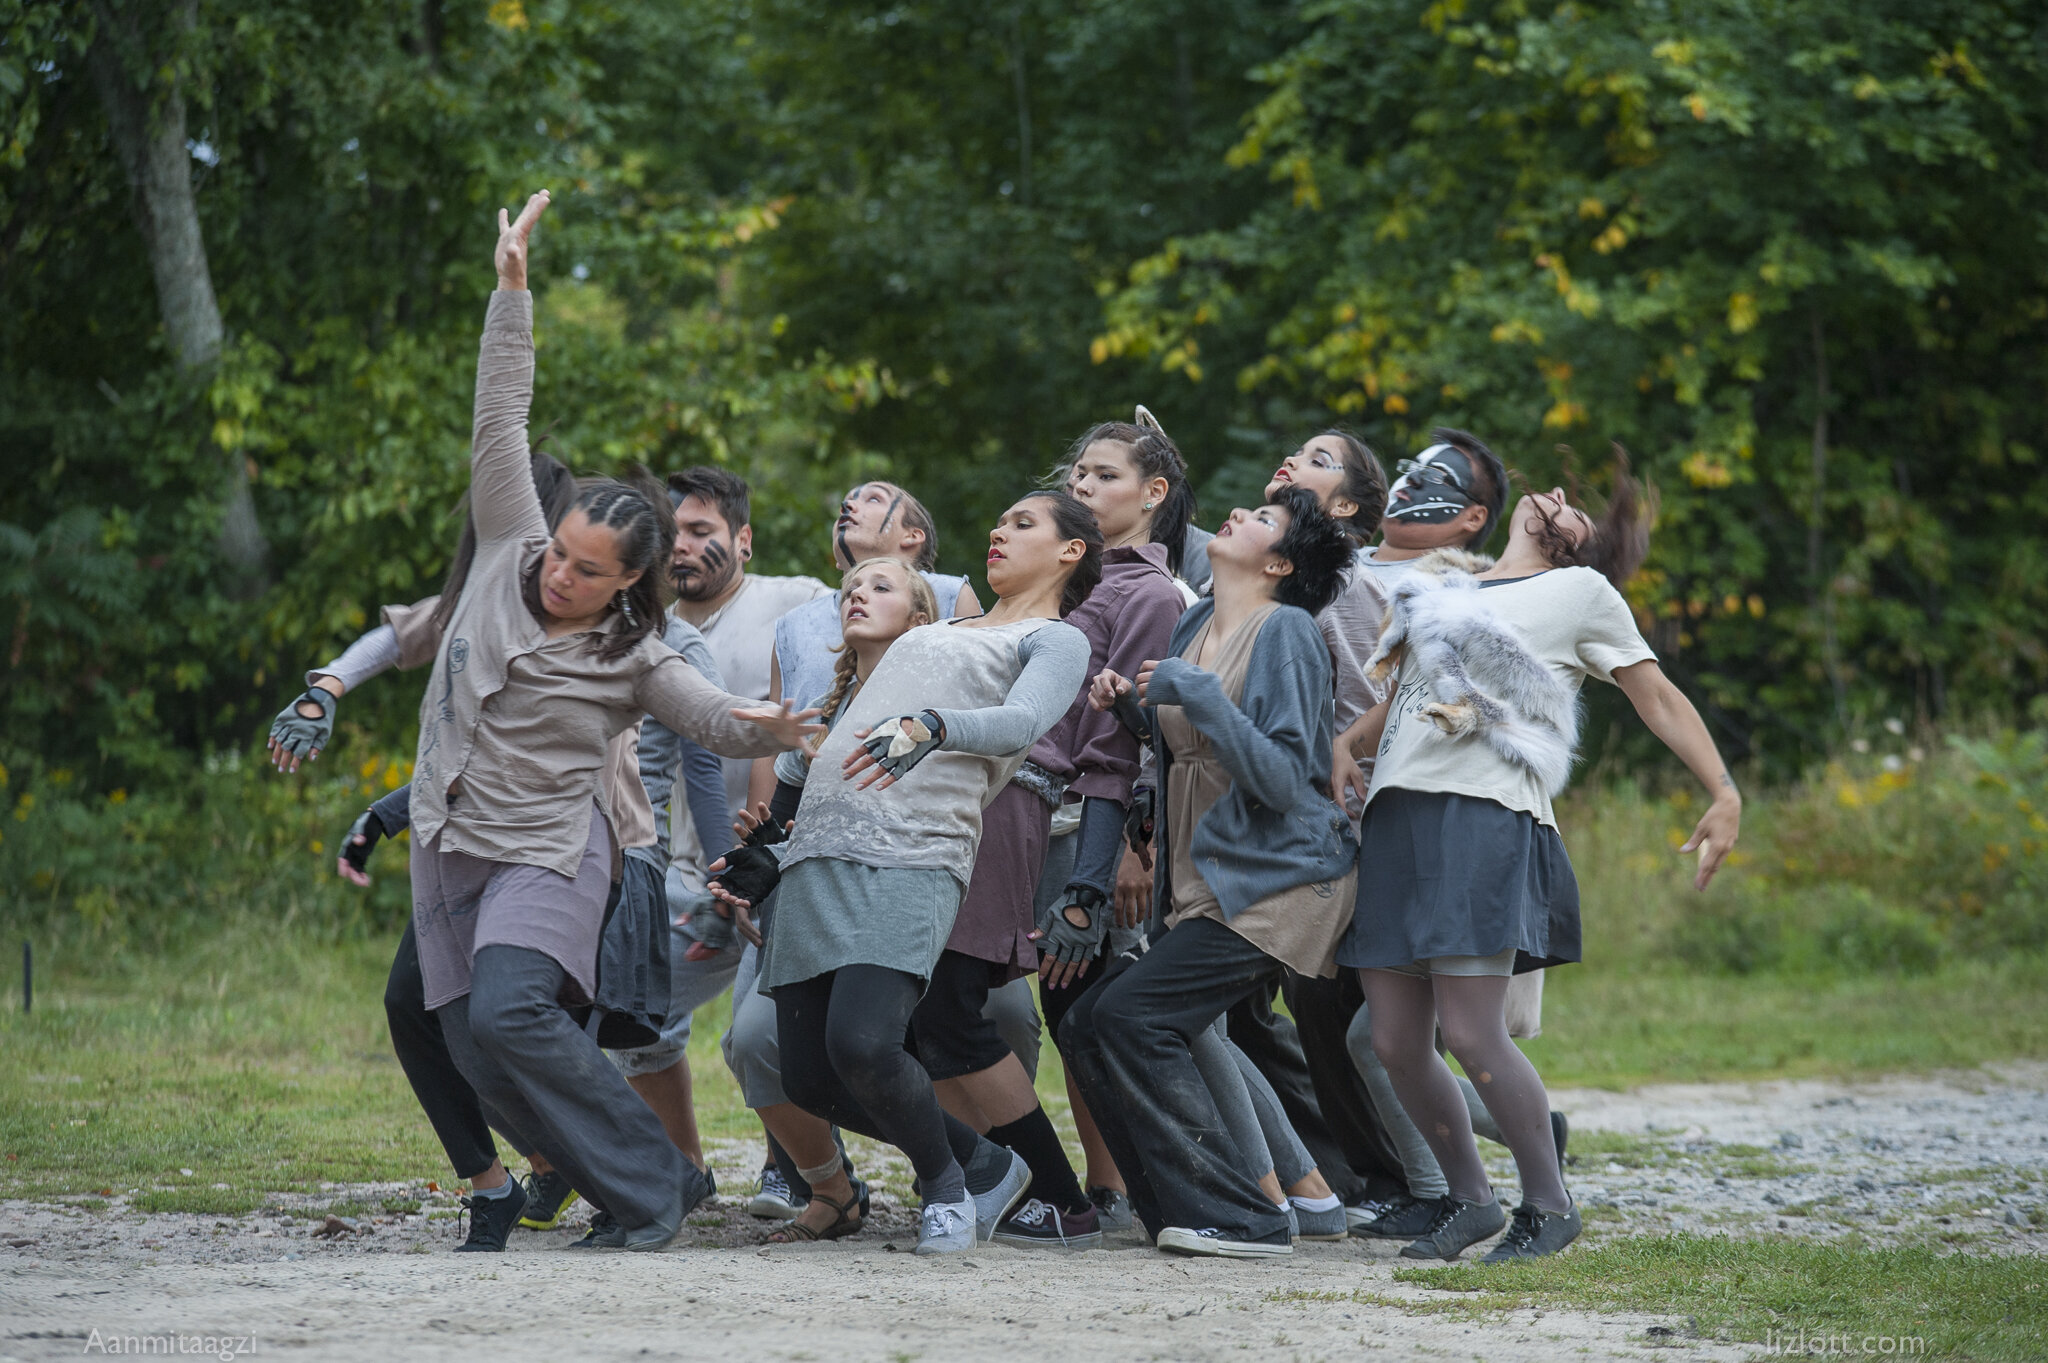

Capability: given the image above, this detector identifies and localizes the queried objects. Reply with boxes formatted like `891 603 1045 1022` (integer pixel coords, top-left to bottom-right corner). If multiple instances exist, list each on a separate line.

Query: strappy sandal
765 1189 864 1243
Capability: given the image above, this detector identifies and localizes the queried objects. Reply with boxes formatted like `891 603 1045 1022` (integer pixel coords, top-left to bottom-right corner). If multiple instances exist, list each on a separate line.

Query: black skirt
1336 787 1579 973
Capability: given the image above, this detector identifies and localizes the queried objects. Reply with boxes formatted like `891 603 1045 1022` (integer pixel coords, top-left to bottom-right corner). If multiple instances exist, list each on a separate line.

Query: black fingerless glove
340 807 386 879
1040 885 1108 967
1124 788 1155 855
744 809 791 849
269 687 337 761
709 844 783 907
857 710 946 780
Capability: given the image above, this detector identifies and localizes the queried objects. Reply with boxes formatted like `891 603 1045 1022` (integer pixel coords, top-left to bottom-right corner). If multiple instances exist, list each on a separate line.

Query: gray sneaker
965 1142 1032 1243
1156 1225 1293 1259
1290 1200 1349 1242
1344 1199 1390 1234
747 1164 803 1222
913 1197 977 1256
1480 1199 1582 1262
1088 1186 1133 1232
1398 1195 1507 1261
618 1162 711 1253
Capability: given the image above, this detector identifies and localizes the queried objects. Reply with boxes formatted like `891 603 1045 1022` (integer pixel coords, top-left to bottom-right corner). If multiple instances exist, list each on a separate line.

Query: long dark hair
1312 428 1389 543
1013 489 1105 617
432 446 579 639
1530 444 1654 590
1049 420 1197 576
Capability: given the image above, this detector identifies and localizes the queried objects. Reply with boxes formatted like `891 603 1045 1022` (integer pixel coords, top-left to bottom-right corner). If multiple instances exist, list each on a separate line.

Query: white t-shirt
683 572 834 816
1369 566 1654 829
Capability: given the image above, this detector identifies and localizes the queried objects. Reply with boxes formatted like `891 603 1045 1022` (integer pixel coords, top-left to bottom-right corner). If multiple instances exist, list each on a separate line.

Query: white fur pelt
1365 549 1581 794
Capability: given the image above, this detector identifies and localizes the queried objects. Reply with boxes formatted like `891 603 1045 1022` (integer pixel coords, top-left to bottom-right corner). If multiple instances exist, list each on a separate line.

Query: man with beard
607 466 834 1221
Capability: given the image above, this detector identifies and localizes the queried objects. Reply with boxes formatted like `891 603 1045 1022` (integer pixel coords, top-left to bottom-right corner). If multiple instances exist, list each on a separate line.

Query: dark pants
775 965 982 1189
1284 970 1410 1200
438 945 684 1229
383 923 517 1180
1059 917 1292 1244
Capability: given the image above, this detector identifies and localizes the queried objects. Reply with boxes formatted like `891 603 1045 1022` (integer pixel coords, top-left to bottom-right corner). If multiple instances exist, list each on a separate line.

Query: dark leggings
775 965 982 1198
384 923 512 1180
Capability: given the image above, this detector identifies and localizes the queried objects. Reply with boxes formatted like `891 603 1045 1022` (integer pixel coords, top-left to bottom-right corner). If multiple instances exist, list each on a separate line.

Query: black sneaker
453 1183 529 1253
517 1169 580 1231
1551 1110 1570 1179
993 1198 1103 1251
565 1208 622 1249
1089 1186 1133 1232
1354 1193 1447 1240
1398 1195 1507 1261
1480 1199 1581 1262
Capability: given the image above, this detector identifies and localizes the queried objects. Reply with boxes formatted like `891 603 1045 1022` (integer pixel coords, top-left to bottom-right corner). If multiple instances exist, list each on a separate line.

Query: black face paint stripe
879 492 903 536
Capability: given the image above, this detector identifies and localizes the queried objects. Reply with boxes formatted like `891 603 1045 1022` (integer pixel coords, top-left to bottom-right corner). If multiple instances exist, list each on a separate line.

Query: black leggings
384 923 516 1180
775 965 981 1192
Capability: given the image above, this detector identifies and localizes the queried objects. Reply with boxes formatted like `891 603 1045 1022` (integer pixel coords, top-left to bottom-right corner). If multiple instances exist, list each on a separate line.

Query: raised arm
470 192 553 546
1614 660 1741 890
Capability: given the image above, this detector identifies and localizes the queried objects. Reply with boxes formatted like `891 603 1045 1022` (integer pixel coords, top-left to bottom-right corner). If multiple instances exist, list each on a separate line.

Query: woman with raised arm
707 491 1097 1256
411 192 819 1254
1337 457 1739 1263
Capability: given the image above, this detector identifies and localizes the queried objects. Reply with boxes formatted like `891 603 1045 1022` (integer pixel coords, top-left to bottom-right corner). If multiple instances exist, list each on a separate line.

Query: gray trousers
439 944 684 1230
1345 994 1503 1200
1189 1022 1316 1191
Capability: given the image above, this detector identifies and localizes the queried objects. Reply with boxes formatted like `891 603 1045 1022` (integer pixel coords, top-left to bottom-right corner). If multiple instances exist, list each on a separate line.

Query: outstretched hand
730 698 826 751
1681 798 1741 891
495 190 551 290
705 855 766 948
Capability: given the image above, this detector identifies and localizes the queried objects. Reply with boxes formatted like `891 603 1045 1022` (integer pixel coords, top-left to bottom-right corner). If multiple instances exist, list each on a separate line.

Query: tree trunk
88 0 267 587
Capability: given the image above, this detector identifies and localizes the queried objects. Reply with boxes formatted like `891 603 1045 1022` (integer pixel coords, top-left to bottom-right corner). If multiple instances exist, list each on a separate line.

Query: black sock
989 1107 1088 1216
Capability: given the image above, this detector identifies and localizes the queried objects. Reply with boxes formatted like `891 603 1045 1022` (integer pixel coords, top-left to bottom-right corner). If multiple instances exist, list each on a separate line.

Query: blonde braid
809 558 940 750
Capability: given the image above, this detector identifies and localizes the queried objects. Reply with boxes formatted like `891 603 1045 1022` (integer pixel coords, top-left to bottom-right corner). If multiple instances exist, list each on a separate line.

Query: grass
1392 1235 2048 1361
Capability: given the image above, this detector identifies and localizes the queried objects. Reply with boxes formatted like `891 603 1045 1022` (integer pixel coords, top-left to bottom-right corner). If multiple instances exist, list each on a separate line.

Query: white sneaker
746 1165 803 1222
914 1197 977 1256
1156 1225 1293 1259
969 1147 1032 1243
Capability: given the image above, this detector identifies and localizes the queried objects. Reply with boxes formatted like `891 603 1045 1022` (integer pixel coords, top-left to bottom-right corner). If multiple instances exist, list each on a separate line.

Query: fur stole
1364 549 1580 794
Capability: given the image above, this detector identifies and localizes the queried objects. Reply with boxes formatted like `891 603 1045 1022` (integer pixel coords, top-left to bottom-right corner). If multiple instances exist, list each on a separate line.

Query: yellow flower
108 789 127 805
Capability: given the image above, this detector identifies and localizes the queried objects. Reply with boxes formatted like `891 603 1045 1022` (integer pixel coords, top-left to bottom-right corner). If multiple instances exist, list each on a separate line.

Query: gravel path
2 1063 2043 1362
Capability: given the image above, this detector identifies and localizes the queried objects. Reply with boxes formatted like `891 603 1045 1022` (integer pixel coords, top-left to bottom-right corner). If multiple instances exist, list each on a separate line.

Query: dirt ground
4 1062 2044 1362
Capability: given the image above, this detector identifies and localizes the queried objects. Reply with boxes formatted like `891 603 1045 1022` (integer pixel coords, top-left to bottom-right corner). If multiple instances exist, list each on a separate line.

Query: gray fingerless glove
1039 885 1108 970
857 710 946 780
269 687 336 761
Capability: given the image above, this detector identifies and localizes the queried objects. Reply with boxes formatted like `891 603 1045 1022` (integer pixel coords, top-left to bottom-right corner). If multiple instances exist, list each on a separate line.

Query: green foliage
6 0 2048 791
1100 0 2048 764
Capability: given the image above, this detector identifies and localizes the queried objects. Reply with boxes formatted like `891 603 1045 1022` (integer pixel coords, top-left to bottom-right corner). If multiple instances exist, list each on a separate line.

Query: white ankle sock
1289 1193 1342 1213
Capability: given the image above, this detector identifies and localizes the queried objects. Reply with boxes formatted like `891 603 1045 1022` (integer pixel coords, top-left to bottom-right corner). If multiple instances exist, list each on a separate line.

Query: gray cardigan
1143 597 1356 923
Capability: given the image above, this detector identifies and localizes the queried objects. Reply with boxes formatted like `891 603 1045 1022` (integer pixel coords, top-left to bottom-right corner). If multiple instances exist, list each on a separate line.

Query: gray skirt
757 855 963 992
1336 787 1579 973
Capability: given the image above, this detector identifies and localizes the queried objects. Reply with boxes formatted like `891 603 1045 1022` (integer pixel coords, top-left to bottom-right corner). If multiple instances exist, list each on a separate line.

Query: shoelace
1418 1198 1465 1237
758 1168 792 1200
1497 1205 1545 1251
920 1203 971 1237
1009 1199 1053 1228
458 1195 497 1245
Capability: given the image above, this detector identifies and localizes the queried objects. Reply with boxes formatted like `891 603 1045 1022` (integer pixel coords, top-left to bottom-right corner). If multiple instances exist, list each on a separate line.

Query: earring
1144 501 1155 511
617 591 637 630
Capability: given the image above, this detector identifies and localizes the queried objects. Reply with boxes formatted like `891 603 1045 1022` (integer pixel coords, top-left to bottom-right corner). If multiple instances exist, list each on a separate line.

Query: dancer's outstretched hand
1681 797 1741 891
706 851 774 948
495 189 551 290
267 685 338 773
841 711 945 790
731 698 826 751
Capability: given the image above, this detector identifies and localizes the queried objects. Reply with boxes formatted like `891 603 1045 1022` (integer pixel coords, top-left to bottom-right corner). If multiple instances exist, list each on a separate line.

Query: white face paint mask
1384 443 1480 525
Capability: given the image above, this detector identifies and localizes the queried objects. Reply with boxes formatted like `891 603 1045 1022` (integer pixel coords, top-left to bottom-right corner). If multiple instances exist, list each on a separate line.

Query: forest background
2 0 2047 966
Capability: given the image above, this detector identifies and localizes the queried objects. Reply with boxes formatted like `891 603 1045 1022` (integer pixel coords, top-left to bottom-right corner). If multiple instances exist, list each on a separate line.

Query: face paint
675 536 738 601
1384 443 1479 525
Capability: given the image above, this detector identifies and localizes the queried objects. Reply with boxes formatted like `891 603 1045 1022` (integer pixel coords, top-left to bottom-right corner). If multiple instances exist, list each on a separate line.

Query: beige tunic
408 290 789 880
1160 602 1358 978
386 594 657 854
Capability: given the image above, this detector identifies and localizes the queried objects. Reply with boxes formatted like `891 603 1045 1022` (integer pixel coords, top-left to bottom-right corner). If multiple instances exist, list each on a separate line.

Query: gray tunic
760 616 1089 989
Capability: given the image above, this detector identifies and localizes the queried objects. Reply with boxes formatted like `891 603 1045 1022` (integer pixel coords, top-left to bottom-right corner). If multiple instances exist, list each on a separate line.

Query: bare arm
952 581 985 620
1613 660 1741 890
